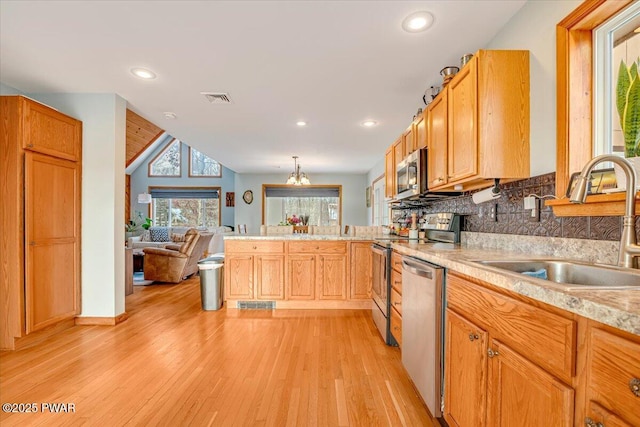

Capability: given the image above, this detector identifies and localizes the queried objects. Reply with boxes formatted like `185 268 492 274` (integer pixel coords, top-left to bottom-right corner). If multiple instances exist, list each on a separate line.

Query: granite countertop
224 234 394 241
389 240 640 335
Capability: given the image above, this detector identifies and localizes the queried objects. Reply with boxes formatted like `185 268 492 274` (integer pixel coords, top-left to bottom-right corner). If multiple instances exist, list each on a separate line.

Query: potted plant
125 212 152 239
615 58 640 189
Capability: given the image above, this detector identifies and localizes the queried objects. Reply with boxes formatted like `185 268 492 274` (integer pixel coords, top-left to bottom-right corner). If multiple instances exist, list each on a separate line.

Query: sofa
143 229 214 283
128 225 232 255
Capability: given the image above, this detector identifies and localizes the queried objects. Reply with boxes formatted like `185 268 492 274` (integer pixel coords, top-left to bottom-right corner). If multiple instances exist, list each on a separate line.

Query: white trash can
198 256 224 310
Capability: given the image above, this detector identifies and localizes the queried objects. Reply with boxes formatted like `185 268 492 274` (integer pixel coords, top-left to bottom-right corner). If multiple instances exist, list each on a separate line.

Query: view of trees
152 198 220 228
281 197 339 226
190 148 221 177
150 140 181 176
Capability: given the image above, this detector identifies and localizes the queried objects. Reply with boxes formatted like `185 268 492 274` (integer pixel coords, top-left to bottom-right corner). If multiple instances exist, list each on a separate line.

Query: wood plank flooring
0 277 439 426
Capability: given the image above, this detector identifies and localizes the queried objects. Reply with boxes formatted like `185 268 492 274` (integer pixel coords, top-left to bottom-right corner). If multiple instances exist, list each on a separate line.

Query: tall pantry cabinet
1 95 82 350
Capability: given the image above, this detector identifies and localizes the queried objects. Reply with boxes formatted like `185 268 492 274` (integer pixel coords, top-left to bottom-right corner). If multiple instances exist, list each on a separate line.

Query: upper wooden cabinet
1 96 82 350
393 137 404 170
402 124 415 156
415 110 427 150
384 146 395 199
428 50 530 192
22 98 82 161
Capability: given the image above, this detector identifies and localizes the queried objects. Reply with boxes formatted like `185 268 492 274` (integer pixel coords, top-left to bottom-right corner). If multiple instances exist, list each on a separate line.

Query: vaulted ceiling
0 1 526 174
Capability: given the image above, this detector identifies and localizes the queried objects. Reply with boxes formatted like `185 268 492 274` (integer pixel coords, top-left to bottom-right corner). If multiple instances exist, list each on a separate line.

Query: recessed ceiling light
163 112 177 119
361 120 378 128
296 121 307 127
131 67 156 79
402 11 434 33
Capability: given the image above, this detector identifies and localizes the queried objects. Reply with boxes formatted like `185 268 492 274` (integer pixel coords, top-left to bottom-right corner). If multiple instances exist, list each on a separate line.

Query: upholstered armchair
143 229 214 283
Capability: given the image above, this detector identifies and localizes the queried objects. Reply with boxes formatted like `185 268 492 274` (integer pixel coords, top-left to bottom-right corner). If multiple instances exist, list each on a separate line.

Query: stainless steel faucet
569 154 640 269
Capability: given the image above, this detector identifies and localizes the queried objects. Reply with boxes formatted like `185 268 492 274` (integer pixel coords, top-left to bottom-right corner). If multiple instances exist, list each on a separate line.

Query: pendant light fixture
286 155 310 185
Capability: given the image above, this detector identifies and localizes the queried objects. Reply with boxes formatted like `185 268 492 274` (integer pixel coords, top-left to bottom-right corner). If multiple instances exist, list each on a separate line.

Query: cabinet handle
487 348 499 358
630 378 640 397
252 246 257 250
469 333 479 341
437 177 444 183
584 417 604 427
27 143 34 148
29 241 35 246
394 301 401 305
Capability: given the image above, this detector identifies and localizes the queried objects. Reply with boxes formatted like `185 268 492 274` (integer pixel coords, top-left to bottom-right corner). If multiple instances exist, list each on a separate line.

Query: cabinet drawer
391 251 403 273
226 240 284 253
288 241 346 254
390 286 402 316
447 274 576 382
390 306 402 348
391 268 402 293
587 327 640 426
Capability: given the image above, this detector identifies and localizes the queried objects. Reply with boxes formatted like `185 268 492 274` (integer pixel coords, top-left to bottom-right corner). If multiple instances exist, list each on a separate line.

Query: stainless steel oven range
371 242 395 346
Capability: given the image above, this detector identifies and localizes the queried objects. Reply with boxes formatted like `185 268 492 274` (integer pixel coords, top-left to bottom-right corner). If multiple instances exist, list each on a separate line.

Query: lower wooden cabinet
585 326 640 426
225 240 371 308
389 251 403 346
445 273 576 427
444 271 640 427
444 309 488 427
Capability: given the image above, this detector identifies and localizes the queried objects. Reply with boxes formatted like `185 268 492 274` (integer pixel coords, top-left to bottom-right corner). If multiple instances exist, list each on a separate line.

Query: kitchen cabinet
415 111 427 150
349 242 372 300
384 146 395 199
225 241 285 300
393 137 404 172
427 91 448 188
288 241 347 300
445 272 576 427
287 255 316 300
1 96 82 350
389 251 403 346
584 326 640 426
402 124 415 155
428 50 530 192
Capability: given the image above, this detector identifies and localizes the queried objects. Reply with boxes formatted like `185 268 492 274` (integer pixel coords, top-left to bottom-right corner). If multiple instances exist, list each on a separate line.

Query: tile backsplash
394 172 640 242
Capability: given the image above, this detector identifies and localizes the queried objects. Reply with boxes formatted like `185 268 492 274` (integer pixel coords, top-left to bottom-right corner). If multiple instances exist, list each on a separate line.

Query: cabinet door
427 91 448 189
486 340 574 427
318 254 347 300
402 124 415 155
445 309 488 427
225 255 253 299
586 327 640 426
255 255 284 300
385 146 395 198
447 58 477 183
415 113 427 150
349 242 372 300
393 137 404 166
23 97 81 161
25 153 80 333
287 255 315 300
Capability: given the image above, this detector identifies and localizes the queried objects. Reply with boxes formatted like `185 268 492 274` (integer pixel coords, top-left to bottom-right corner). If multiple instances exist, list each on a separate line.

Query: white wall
0 82 23 95
487 0 582 176
28 93 127 318
234 173 368 234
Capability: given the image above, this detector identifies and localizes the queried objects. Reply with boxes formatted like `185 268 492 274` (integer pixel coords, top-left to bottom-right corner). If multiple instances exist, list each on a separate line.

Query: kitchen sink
475 259 640 289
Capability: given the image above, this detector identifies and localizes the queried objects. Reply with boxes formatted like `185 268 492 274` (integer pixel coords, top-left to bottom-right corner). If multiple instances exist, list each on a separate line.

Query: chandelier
286 155 310 185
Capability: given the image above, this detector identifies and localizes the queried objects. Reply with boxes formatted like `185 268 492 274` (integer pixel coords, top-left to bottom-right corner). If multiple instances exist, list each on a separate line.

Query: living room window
149 187 221 227
148 139 181 177
189 147 221 177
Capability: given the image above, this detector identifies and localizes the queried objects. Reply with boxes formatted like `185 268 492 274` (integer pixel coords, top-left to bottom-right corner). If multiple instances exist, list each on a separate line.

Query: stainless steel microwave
396 148 427 200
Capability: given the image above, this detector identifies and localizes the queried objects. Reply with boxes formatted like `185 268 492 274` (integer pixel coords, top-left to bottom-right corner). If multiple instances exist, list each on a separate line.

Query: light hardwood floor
0 277 438 426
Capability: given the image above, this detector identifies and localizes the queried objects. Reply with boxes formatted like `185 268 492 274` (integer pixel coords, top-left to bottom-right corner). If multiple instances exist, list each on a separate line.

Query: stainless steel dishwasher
402 256 444 418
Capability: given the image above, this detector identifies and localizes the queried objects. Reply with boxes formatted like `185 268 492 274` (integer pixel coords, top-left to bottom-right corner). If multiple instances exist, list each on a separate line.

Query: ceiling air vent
201 92 233 104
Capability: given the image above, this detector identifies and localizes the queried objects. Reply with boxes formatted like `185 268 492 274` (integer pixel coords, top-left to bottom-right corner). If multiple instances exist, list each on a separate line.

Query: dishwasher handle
402 258 434 279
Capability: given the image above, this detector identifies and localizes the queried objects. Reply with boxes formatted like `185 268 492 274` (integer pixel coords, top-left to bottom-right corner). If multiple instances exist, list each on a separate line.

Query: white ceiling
0 0 526 174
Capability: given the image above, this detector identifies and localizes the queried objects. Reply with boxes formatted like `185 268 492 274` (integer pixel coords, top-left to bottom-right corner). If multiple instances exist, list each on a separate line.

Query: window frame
548 0 638 216
148 138 182 177
188 146 222 178
147 185 221 228
261 184 342 226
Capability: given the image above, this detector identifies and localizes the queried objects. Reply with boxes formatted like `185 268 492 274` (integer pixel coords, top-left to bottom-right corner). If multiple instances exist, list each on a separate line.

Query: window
189 147 221 177
371 175 388 226
262 185 341 226
149 187 220 228
594 2 640 158
149 139 181 177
